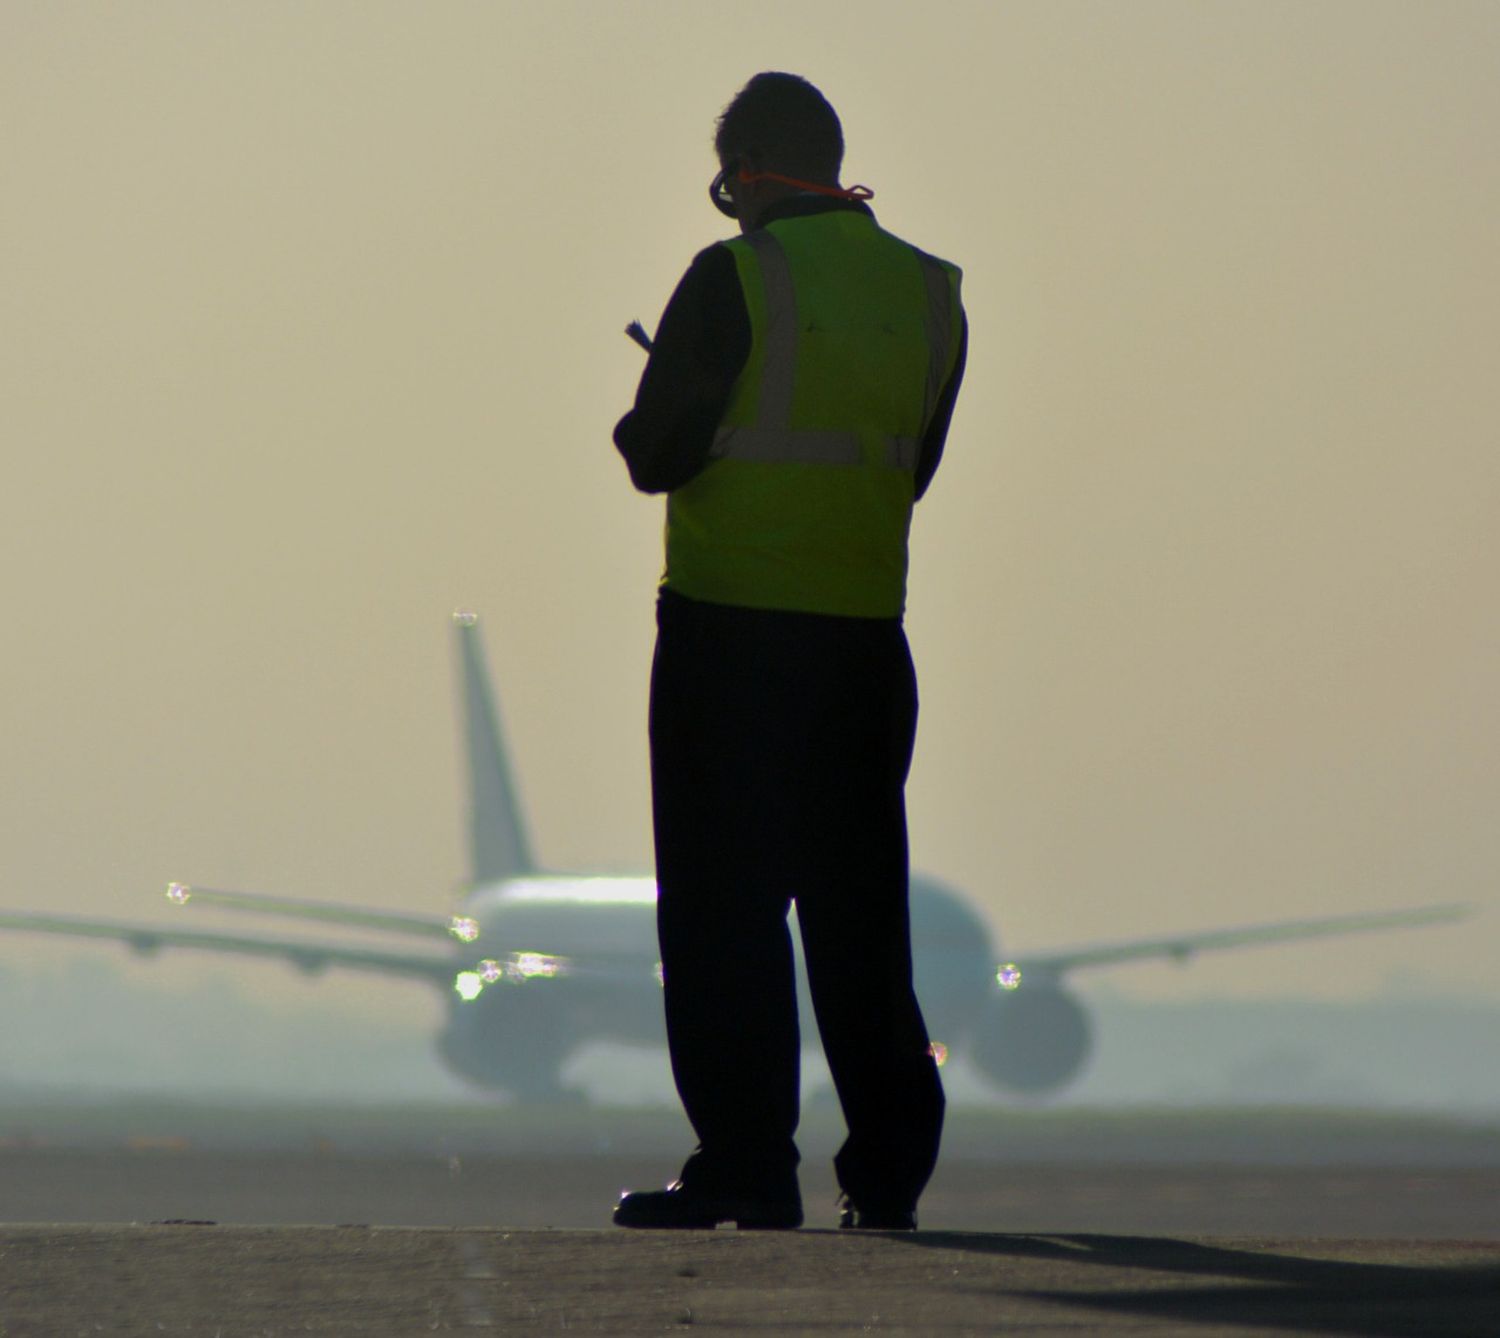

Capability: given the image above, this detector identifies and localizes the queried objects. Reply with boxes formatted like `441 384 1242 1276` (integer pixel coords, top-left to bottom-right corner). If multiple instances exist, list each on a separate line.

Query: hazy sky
3 1 1496 1010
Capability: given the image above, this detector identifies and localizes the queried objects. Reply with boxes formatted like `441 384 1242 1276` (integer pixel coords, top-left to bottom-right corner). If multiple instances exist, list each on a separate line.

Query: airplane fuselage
436 872 1011 1099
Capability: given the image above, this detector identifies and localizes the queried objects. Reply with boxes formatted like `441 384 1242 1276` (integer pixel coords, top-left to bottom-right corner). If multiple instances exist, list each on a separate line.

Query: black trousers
649 589 944 1211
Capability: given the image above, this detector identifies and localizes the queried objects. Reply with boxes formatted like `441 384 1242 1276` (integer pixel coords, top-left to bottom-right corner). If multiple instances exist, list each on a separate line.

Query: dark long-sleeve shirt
614 195 967 498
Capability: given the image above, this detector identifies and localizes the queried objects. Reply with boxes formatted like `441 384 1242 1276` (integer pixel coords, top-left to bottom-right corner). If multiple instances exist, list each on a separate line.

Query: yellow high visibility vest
664 210 962 618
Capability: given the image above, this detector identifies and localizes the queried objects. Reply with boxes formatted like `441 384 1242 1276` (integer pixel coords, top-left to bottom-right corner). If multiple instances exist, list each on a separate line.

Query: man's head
712 73 845 230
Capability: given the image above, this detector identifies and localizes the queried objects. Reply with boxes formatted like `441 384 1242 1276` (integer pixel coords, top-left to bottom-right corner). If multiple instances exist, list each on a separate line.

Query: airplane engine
439 985 582 1100
965 985 1093 1095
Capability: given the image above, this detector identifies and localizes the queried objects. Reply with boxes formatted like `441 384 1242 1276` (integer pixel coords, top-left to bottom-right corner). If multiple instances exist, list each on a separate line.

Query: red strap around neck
737 169 874 202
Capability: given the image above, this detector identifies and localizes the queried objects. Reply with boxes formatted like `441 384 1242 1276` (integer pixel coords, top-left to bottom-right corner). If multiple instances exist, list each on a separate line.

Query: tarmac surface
2 1102 1497 1334
3 1148 1499 1238
2 1223 1497 1335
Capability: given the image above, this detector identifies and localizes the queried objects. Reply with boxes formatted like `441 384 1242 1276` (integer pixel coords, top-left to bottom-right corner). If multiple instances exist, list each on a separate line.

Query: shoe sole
614 1201 803 1231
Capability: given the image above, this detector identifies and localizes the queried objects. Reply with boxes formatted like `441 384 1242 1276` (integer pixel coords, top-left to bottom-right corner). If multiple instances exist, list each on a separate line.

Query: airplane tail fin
453 611 537 883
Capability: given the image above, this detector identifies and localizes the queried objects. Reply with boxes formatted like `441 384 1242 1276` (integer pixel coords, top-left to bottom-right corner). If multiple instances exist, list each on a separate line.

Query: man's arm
913 313 967 501
614 245 750 494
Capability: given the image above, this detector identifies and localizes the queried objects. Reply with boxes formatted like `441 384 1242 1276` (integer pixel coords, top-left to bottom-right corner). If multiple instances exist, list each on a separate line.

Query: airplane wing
1011 902 1473 984
161 883 478 942
0 910 459 986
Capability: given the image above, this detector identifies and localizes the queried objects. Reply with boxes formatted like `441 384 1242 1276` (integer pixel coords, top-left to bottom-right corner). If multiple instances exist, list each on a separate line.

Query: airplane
0 611 1472 1102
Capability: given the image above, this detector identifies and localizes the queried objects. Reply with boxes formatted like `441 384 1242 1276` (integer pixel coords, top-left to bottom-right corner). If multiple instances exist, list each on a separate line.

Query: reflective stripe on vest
708 230 957 476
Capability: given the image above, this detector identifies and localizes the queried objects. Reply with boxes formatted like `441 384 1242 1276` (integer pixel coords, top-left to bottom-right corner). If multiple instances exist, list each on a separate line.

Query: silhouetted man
612 72 966 1231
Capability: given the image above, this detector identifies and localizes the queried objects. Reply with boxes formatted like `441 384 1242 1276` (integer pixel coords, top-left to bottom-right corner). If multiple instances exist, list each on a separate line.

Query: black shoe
837 1195 917 1231
614 1181 803 1230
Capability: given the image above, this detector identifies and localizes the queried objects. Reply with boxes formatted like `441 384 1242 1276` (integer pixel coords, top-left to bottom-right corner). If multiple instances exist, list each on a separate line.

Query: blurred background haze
1 2 1495 1105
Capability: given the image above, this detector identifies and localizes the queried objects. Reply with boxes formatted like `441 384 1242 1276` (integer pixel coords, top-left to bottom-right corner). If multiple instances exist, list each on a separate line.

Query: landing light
449 915 480 943
454 971 484 1002
996 963 1022 990
165 882 191 905
472 952 568 985
503 951 566 982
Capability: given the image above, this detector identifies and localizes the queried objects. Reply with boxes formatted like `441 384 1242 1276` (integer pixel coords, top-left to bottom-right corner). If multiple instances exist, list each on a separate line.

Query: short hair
714 73 844 183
